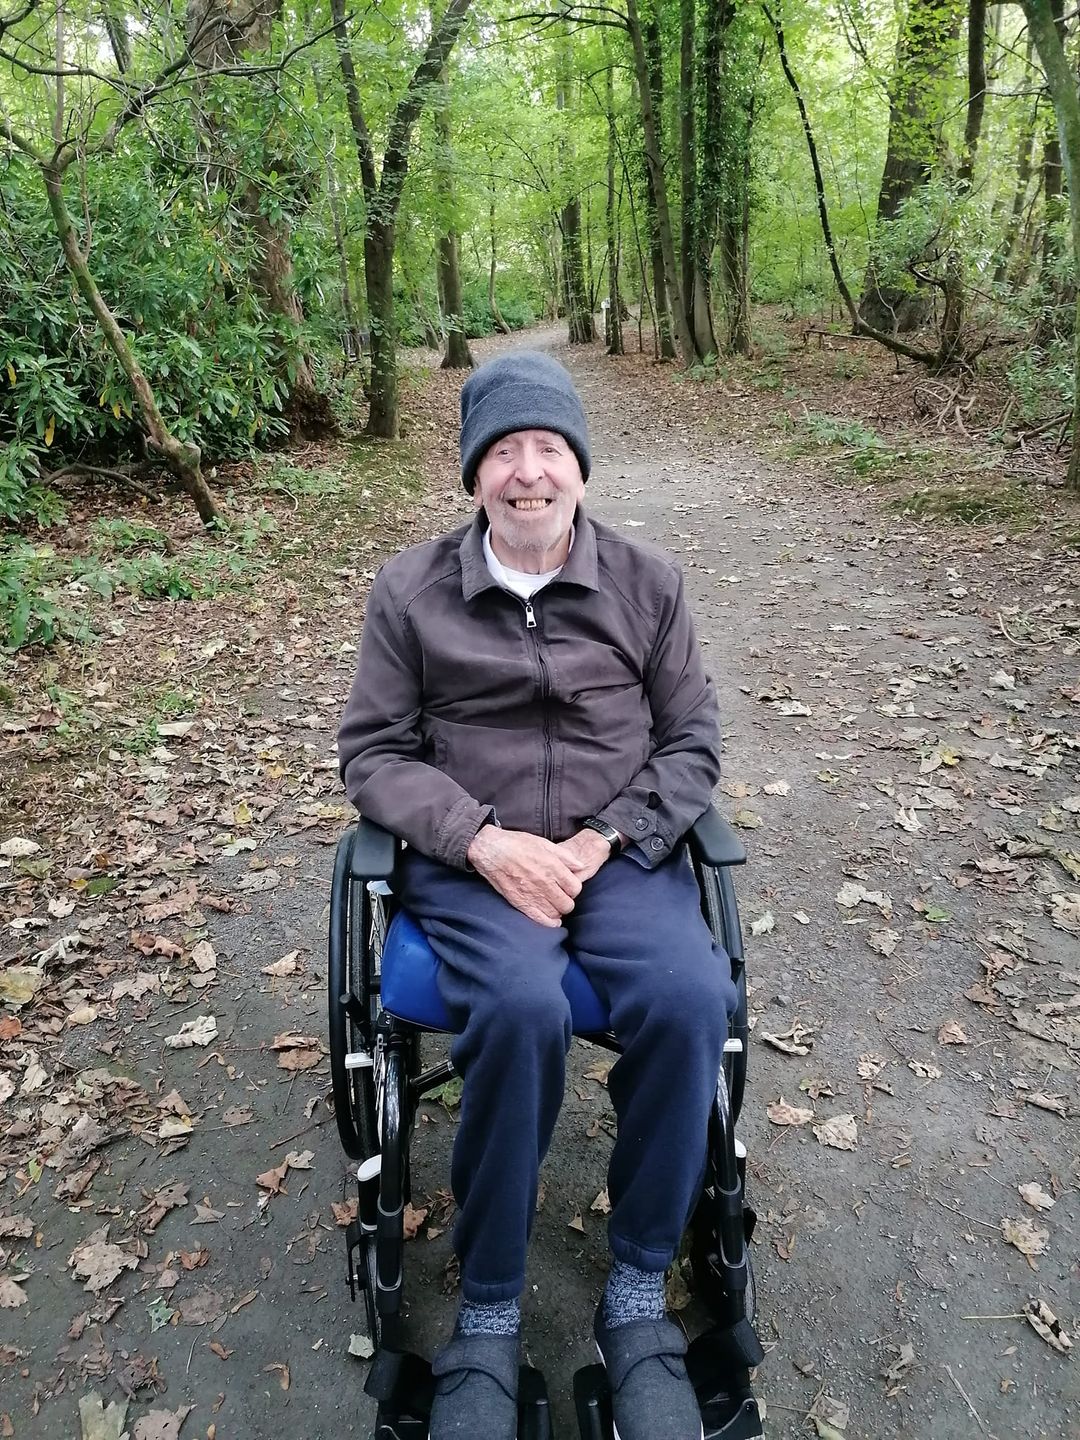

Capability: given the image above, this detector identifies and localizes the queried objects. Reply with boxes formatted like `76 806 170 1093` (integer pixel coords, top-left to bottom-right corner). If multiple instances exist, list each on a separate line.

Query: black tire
688 1196 757 1327
328 847 387 1161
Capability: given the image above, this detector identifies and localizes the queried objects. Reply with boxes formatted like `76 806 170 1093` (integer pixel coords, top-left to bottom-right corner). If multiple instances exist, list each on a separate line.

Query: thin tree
332 0 474 438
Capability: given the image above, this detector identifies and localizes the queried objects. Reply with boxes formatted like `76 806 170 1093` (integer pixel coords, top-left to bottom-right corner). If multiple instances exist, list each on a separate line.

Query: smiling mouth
507 497 554 511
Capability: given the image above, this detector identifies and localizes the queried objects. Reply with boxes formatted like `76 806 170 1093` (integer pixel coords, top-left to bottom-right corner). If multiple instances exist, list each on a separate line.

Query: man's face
473 428 584 561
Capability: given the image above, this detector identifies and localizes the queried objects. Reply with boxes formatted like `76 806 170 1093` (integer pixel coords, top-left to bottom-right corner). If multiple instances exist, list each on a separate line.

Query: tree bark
333 0 474 437
605 45 624 356
186 0 332 435
557 37 596 345
42 164 220 525
436 66 473 369
628 0 695 365
1022 0 1080 489
860 0 964 332
488 184 511 333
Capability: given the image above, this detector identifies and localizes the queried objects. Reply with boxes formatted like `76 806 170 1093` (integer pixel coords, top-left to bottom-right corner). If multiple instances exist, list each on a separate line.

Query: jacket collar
459 508 599 601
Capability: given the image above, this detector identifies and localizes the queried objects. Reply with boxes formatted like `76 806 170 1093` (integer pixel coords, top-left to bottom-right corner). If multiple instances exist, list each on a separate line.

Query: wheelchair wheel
328 849 388 1161
688 1194 757 1328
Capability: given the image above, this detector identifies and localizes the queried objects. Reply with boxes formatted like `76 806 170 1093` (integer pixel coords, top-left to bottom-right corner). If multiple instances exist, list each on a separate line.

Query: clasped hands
465 823 625 928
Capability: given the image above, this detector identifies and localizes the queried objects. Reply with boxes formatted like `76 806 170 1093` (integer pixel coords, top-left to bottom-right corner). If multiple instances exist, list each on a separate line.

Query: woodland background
4 0 1080 610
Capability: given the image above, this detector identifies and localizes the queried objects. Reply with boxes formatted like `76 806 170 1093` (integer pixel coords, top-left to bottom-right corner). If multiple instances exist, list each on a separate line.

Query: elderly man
337 352 735 1440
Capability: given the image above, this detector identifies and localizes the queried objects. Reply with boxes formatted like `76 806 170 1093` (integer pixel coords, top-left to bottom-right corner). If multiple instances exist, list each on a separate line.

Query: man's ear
472 485 483 511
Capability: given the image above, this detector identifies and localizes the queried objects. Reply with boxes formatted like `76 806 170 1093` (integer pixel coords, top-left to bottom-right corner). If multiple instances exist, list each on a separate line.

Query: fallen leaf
908 1059 942 1080
403 1204 428 1240
191 940 217 974
763 780 791 796
236 868 281 893
0 1278 27 1308
1002 1216 1049 1264
766 1098 814 1127
590 1188 611 1215
881 1341 915 1390
132 1406 194 1440
0 966 45 1006
750 911 775 936
937 1021 968 1045
808 1390 849 1434
261 952 299 977
164 1015 218 1049
760 1020 814 1056
1018 1183 1055 1212
349 1332 375 1360
856 1053 888 1080
568 1214 586 1234
867 928 901 956
0 837 41 858
1026 1091 1068 1117
78 1393 128 1440
263 1361 290 1390
69 1228 138 1292
1024 1299 1073 1354
813 1114 858 1151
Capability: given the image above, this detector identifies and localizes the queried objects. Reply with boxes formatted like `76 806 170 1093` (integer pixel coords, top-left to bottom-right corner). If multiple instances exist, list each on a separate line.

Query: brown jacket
337 510 720 871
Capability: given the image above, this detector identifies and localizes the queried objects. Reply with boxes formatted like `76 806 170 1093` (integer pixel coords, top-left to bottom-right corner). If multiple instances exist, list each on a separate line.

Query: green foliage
890 484 1035 526
0 541 86 650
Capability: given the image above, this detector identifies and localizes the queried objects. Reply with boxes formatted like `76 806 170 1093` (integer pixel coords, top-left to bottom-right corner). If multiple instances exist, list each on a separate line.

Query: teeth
512 499 550 510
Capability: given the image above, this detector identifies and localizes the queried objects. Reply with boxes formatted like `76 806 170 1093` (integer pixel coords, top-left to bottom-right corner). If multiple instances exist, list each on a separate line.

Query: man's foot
429 1332 520 1439
594 1307 704 1440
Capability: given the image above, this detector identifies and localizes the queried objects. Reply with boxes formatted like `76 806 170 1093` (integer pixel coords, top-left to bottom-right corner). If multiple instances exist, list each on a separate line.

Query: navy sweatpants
397 848 738 1304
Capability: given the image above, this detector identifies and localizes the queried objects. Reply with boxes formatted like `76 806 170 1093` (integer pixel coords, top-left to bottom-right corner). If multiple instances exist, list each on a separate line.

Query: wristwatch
582 816 623 856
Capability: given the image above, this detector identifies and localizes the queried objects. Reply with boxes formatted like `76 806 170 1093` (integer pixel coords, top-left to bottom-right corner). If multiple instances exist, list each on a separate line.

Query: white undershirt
483 524 575 600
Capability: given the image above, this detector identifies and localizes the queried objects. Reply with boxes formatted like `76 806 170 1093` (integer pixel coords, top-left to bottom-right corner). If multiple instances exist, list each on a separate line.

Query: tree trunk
187 0 331 435
557 41 596 345
993 86 1038 285
958 0 987 187
436 66 473 369
488 186 511 333
606 46 624 356
629 0 695 365
1022 0 1080 490
42 165 220 525
860 0 964 332
439 232 473 367
364 219 398 439
333 0 474 438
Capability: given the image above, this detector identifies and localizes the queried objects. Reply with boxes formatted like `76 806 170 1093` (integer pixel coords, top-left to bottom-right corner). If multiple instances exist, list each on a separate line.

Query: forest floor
1 318 1078 1440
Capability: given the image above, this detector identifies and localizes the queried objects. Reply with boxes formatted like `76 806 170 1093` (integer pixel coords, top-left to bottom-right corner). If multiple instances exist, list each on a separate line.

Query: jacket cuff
436 796 495 871
597 800 673 866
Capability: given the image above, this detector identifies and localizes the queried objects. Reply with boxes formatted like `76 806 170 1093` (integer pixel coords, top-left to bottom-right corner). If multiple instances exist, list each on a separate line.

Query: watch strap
582 816 622 855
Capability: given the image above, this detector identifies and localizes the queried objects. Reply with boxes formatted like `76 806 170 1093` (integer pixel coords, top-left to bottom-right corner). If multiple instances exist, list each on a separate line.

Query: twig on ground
929 1194 1001 1232
944 1363 990 1435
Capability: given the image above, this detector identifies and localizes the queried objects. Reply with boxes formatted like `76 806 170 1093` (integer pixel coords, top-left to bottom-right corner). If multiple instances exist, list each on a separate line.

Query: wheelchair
327 807 765 1440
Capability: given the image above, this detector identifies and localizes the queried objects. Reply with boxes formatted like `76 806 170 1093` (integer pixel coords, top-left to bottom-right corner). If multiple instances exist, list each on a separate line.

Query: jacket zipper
521 598 554 836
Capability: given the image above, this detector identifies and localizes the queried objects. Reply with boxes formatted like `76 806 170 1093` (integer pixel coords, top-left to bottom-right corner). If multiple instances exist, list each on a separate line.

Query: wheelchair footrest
364 1351 554 1439
573 1333 765 1440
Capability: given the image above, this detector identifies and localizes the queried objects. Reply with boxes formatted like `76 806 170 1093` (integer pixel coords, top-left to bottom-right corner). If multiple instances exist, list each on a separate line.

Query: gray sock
602 1259 666 1328
457 1296 521 1337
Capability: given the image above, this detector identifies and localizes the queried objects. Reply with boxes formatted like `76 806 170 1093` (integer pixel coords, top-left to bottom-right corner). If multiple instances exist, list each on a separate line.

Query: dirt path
2 328 1076 1440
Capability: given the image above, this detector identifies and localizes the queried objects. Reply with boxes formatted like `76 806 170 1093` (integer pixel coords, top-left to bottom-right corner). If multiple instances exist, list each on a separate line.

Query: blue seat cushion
380 909 610 1036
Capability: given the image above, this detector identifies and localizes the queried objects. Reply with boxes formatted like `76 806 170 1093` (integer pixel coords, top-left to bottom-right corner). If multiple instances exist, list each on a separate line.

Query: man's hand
466 826 584 928
554 827 623 885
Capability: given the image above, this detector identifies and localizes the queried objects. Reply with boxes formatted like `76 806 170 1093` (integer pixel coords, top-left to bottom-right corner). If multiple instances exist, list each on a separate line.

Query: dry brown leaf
0 1278 27 1308
856 1053 888 1080
403 1204 428 1240
760 1020 814 1056
1002 1216 1049 1265
936 1021 968 1045
813 1114 858 1151
263 1361 290 1390
164 1015 217 1049
567 1214 586 1234
132 1405 194 1440
590 1188 611 1215
766 1098 814 1127
69 1228 138 1293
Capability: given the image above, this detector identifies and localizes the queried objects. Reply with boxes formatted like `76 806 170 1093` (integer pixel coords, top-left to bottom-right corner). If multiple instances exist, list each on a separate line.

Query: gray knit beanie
459 351 591 494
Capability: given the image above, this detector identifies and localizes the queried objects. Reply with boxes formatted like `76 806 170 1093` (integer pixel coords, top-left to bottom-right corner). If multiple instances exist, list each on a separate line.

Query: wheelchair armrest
347 816 400 882
686 806 747 867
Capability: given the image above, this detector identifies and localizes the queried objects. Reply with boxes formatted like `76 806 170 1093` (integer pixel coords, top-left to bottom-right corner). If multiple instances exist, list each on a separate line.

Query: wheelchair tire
688 1204 757 1328
328 854 386 1161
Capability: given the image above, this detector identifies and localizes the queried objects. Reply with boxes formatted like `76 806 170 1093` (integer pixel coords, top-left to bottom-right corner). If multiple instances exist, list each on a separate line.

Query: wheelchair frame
328 809 764 1439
